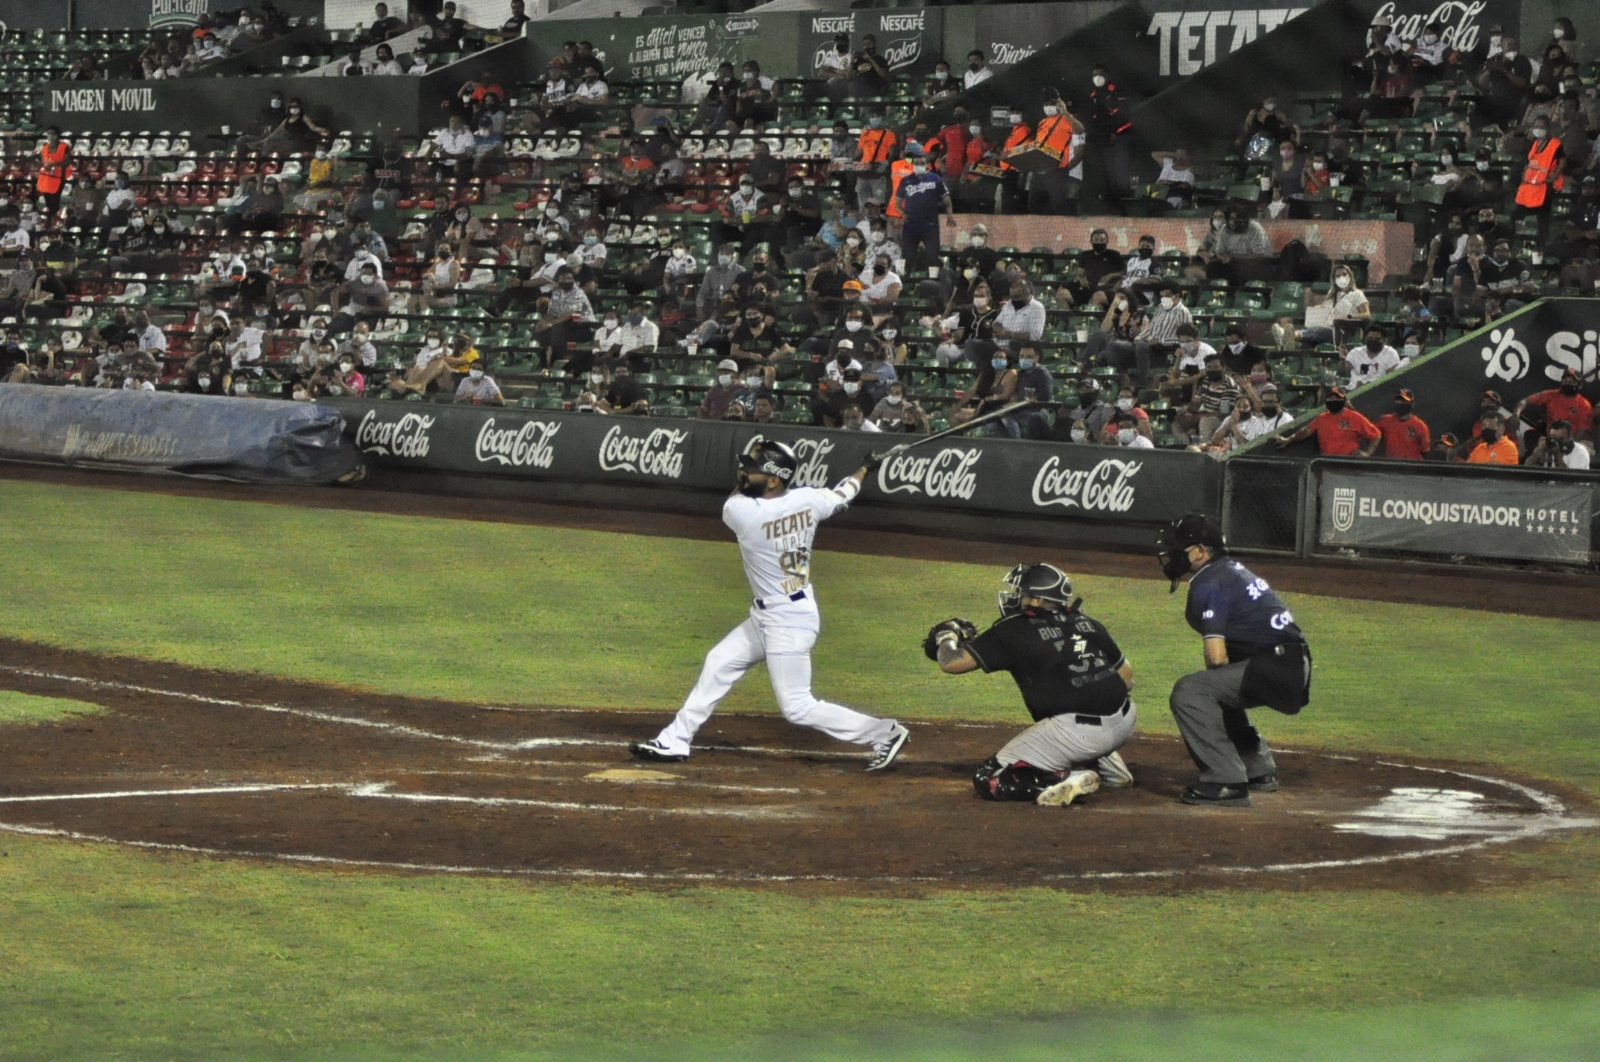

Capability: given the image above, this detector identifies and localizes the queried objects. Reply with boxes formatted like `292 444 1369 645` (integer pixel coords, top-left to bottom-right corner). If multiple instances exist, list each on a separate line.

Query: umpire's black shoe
1180 782 1251 807
630 740 688 763
1247 774 1279 793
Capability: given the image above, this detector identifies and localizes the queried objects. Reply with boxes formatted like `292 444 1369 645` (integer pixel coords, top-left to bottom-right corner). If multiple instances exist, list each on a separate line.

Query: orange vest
1514 137 1564 209
1032 115 1074 169
857 127 896 164
885 158 914 219
36 141 70 195
999 123 1031 172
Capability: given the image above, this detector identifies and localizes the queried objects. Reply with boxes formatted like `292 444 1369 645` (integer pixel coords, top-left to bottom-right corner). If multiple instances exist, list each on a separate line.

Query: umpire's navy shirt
1185 558 1306 662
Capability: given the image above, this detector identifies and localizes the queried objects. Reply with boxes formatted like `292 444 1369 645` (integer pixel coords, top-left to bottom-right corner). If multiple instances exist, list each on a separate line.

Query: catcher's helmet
738 439 798 484
1156 513 1227 592
998 562 1075 617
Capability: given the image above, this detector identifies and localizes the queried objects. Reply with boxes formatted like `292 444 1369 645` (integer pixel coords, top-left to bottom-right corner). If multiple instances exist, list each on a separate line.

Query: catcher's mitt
922 617 979 661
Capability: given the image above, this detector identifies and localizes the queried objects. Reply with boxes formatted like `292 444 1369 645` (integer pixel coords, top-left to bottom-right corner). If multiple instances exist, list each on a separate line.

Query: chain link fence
1222 458 1308 555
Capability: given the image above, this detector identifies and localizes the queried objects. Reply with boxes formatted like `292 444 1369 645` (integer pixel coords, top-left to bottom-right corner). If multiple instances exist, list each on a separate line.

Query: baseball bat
869 400 1036 464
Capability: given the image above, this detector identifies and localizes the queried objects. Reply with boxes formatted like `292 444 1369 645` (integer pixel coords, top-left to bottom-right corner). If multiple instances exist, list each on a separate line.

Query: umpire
927 563 1136 808
1157 514 1312 807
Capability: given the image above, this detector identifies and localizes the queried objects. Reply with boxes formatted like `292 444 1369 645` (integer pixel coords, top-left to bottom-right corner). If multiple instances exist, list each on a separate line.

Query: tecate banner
1318 468 1593 563
332 401 1220 525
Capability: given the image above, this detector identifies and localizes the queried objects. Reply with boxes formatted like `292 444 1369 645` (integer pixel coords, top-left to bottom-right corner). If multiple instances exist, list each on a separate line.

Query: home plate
585 768 681 782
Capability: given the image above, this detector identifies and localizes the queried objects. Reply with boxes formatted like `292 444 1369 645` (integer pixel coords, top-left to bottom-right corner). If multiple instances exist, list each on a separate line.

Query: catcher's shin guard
973 757 1066 802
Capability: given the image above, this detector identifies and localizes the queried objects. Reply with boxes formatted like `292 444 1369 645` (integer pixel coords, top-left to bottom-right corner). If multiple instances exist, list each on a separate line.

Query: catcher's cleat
1096 750 1135 789
1247 773 1279 792
630 740 688 763
865 722 910 771
1036 769 1101 807
1180 782 1251 807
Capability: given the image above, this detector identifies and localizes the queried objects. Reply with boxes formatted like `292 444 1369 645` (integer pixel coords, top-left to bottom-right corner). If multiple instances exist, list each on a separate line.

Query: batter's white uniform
651 481 899 756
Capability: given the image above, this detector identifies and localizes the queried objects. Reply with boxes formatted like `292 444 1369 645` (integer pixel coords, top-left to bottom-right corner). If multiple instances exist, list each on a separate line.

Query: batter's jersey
967 608 1129 721
722 487 849 602
1184 558 1306 662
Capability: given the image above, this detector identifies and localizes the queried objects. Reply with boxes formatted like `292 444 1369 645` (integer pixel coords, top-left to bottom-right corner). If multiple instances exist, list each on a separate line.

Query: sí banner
1318 467 1593 563
330 400 1219 525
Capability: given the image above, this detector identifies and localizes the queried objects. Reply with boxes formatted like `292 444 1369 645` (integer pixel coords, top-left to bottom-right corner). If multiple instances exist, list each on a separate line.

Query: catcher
927 563 1137 807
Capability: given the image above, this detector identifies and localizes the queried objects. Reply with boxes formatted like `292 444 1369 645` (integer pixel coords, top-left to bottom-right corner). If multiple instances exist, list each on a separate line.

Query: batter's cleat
1037 769 1101 807
1180 782 1251 807
865 722 910 771
1247 773 1279 793
1096 751 1135 789
630 740 688 763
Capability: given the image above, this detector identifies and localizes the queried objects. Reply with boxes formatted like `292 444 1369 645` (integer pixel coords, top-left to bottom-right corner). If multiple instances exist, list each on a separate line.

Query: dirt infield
4 462 1598 619
0 639 1589 894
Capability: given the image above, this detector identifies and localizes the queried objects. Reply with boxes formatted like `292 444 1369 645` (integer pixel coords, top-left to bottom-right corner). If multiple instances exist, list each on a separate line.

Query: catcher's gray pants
995 700 1136 774
1169 663 1277 784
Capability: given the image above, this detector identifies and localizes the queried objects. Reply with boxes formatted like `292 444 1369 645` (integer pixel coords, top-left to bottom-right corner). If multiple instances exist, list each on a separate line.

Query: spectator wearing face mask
1301 264 1370 345
1478 35 1533 128
1273 387 1379 455
1175 353 1247 445
1209 386 1293 451
1027 89 1083 216
777 178 822 250
1374 388 1431 460
1117 287 1190 387
1236 95 1296 152
330 261 388 335
858 254 902 307
1482 239 1537 311
1217 322 1266 377
608 303 660 375
184 342 230 395
1197 209 1270 285
935 282 998 367
732 253 782 316
996 109 1033 213
955 119 999 212
454 363 503 406
893 151 952 273
533 268 595 369
731 307 787 378
1342 326 1401 390
698 358 747 420
997 342 1053 439
1465 413 1520 463
410 245 462 313
1106 411 1155 449
870 381 926 433
697 244 744 321
988 280 1046 358
1515 369 1592 446
855 113 897 210
1059 377 1114 444
1514 118 1566 247
716 176 771 252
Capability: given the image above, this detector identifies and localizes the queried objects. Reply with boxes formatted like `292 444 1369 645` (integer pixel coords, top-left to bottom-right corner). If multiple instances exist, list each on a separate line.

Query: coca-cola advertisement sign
355 410 435 459
877 447 981 500
1371 0 1492 52
476 418 559 469
750 433 836 488
599 425 689 478
1030 456 1142 513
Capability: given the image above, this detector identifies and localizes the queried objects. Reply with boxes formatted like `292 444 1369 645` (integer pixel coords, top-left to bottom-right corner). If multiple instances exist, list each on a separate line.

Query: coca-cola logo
877 447 980 499
990 42 1036 66
475 418 559 469
1030 457 1141 513
880 35 922 72
749 433 834 487
355 409 434 459
1372 1 1487 52
598 425 688 479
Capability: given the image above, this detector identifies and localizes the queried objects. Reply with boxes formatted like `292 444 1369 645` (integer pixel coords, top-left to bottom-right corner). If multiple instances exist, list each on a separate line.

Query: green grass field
0 479 1597 1061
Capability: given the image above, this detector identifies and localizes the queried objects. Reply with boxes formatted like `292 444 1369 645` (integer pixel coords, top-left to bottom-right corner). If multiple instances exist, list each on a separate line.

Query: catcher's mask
998 562 1076 617
737 439 798 496
1156 513 1227 592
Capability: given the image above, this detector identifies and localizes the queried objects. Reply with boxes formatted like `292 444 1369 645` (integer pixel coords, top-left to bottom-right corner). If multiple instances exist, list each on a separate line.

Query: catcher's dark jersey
966 608 1129 722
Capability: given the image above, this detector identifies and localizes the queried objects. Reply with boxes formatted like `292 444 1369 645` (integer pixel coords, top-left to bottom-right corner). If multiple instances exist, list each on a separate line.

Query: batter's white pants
653 611 897 756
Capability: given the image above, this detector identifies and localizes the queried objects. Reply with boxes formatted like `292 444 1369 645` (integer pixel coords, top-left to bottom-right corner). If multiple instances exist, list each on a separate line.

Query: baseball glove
922 617 979 661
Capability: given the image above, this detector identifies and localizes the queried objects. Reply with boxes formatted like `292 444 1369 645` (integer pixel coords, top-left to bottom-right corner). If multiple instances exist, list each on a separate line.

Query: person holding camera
1526 419 1591 469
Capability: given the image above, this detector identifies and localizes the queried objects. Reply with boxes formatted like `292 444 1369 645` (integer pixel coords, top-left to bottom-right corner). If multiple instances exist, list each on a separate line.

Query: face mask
131 218 145 229
972 297 989 310
1440 155 1454 167
752 262 768 273
1116 428 1136 445
845 320 862 332
1503 51 1517 60
1403 344 1420 359
559 280 575 290
718 254 733 267
1476 160 1490 172
1138 247 1153 259
1335 275 1351 289
968 124 982 137
886 394 903 406
1012 296 1028 309
1532 128 1549 140
1093 75 1106 88
197 376 211 389
935 71 949 81
1160 297 1174 309
1261 404 1279 416
1008 114 1022 126
844 382 864 397
469 369 484 380
1481 427 1501 442
582 235 597 247
1326 400 1346 414
1043 105 1059 117
427 337 442 348
718 373 733 386
873 264 888 276
868 117 883 129
271 99 282 108
1560 383 1580 396
234 383 249 395
1019 357 1035 370
1071 428 1087 443
1366 338 1383 352
1206 368 1224 380
1091 239 1107 250
991 357 1008 369
289 108 301 117
1395 402 1413 417
745 376 762 389
912 163 928 175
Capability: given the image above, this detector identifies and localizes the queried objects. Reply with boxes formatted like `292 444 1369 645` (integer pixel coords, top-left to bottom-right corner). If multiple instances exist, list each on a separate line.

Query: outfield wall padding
323 398 1223 528
0 385 365 484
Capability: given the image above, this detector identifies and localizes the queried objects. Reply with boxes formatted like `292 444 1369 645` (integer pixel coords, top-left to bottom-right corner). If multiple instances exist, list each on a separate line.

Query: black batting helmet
1156 513 1226 592
998 562 1075 617
738 439 798 483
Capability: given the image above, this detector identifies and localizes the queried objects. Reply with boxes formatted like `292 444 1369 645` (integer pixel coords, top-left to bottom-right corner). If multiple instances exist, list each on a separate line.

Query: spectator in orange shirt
1465 414 1520 463
1514 368 1593 443
1374 387 1431 459
1272 386 1380 455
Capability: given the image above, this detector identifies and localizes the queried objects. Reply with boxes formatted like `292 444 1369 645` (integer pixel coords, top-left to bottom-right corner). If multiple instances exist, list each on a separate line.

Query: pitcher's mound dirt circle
0 642 1588 893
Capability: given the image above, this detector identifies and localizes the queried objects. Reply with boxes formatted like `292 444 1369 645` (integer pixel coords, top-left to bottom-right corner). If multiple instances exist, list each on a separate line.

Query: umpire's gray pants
1169 663 1276 784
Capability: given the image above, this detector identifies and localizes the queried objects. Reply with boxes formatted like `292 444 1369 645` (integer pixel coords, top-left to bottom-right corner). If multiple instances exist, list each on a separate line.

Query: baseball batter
632 440 911 771
927 563 1136 807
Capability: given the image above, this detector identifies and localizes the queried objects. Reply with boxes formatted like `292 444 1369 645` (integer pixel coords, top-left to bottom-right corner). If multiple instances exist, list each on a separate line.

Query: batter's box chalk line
0 665 1593 884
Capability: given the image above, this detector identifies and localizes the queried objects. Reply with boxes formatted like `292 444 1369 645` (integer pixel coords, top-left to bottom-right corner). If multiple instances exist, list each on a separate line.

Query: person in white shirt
572 232 607 269
101 176 136 221
963 50 993 89
1527 421 1591 470
572 70 609 106
344 247 385 282
454 366 503 405
407 53 430 75
1209 386 1295 450
818 33 853 100
0 219 30 255
1343 326 1401 390
371 43 403 75
432 115 475 178
630 441 910 771
225 319 265 369
1112 412 1156 448
134 310 166 354
858 254 901 306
